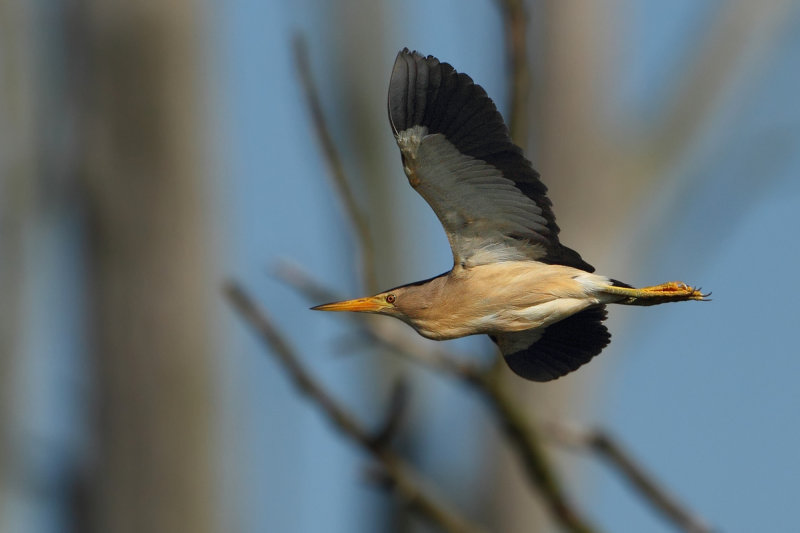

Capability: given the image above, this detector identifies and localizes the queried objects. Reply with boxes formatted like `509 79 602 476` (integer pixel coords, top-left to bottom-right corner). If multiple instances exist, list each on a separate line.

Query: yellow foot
604 281 710 306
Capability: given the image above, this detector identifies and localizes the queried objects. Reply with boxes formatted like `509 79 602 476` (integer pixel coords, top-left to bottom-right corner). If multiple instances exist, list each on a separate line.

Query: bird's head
311 276 442 323
311 289 406 317
312 275 447 337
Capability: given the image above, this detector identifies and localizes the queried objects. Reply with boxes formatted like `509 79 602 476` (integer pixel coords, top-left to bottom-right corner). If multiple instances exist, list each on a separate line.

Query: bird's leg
602 281 709 306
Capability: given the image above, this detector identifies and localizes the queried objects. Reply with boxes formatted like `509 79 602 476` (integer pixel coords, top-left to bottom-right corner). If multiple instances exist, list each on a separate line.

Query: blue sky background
214 2 800 532
5 1 800 532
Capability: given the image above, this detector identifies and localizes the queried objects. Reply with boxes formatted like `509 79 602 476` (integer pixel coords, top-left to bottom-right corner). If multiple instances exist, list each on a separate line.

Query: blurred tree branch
544 422 713 533
275 262 713 533
293 35 378 294
230 272 710 533
225 282 486 533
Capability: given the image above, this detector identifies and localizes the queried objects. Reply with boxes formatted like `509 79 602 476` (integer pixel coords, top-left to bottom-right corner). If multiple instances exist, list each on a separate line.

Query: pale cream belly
407 261 609 340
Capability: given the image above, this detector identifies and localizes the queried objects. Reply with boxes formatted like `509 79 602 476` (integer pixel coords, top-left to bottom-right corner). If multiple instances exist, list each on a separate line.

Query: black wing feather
388 49 592 271
493 306 611 382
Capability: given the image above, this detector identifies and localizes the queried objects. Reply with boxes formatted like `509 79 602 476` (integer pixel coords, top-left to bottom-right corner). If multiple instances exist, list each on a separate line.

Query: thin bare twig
224 281 486 533
276 262 599 533
292 35 378 293
495 0 530 147
544 422 713 533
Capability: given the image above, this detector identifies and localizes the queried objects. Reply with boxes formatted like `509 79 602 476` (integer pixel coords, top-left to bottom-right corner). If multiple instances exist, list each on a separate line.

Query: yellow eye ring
385 293 396 304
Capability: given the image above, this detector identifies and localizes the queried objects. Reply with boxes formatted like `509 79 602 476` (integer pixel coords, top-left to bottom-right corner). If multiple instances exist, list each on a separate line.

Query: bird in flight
314 49 707 381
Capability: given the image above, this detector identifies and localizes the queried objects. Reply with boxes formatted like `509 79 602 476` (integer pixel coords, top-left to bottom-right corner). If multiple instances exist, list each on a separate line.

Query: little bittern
314 49 707 381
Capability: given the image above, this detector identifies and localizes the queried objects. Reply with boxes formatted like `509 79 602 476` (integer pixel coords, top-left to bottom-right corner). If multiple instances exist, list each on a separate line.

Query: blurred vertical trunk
79 2 218 533
0 0 35 518
492 2 621 532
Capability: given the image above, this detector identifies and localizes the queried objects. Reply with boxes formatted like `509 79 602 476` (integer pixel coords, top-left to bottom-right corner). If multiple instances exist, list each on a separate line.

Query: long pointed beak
311 295 387 313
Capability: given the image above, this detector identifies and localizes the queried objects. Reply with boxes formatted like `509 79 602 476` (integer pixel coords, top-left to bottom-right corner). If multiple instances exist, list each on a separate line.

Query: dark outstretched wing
388 49 592 271
491 306 610 382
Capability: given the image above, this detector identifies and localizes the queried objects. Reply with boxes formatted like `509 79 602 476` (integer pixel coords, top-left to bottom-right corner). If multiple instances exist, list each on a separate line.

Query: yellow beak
311 295 388 313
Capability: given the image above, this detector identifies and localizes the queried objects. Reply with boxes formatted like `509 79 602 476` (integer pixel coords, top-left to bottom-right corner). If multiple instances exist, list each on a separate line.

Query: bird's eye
385 294 396 304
